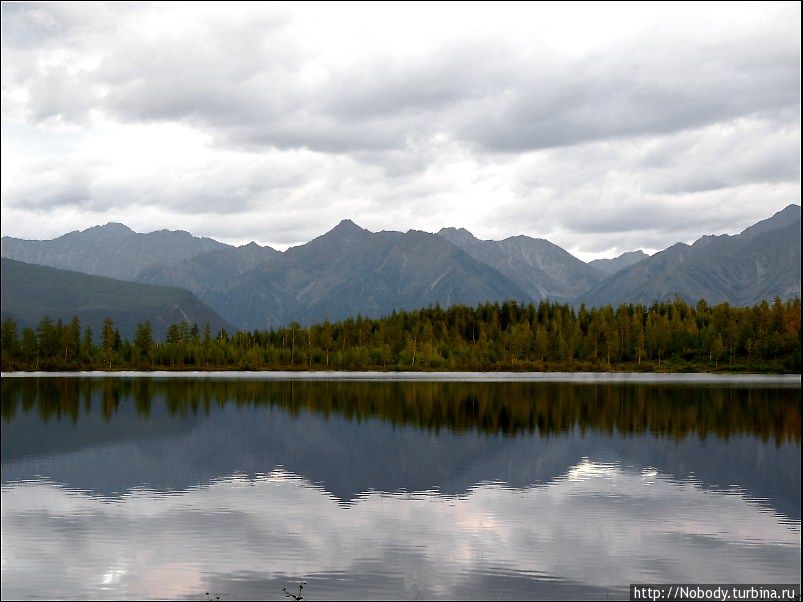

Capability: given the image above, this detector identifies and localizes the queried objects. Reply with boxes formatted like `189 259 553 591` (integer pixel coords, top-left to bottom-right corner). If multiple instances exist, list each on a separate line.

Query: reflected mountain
2 379 800 521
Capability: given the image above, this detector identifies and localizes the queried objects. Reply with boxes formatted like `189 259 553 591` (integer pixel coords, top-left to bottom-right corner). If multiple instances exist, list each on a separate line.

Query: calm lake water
1 377 800 600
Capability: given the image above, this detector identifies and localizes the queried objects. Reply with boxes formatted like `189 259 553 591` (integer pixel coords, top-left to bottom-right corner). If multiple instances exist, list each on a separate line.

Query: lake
1 376 800 600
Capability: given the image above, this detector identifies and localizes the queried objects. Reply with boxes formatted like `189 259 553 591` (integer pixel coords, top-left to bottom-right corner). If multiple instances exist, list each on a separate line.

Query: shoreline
1 370 800 385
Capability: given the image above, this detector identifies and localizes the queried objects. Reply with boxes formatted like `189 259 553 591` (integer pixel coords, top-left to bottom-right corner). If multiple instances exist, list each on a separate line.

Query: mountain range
0 222 226 281
579 204 801 307
1 204 800 331
437 227 604 301
203 221 533 329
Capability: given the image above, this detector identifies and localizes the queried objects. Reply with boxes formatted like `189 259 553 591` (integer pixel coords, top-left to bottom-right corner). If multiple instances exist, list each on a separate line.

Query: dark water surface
1 378 800 600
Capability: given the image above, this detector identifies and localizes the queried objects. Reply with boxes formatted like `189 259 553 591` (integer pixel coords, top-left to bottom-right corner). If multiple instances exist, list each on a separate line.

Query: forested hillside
0 258 233 340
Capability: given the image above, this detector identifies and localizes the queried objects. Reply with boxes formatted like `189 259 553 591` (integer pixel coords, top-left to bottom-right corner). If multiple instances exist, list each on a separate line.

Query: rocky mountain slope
437 228 604 302
136 242 279 294
579 205 801 307
205 220 533 329
1 223 228 281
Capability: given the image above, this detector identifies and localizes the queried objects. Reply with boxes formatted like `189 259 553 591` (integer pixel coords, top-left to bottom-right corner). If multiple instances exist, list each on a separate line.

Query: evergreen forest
1 298 800 373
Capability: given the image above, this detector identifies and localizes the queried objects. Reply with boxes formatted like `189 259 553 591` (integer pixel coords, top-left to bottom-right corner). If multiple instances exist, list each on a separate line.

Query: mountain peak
335 218 363 230
740 204 801 240
588 250 648 276
437 227 479 245
153 227 197 239
326 219 369 237
504 234 549 244
300 219 370 250
76 222 135 239
98 222 134 233
777 203 801 218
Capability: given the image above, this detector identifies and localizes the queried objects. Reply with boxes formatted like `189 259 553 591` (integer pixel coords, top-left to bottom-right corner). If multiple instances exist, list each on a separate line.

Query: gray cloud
1 2 124 48
1 3 800 257
6 4 799 154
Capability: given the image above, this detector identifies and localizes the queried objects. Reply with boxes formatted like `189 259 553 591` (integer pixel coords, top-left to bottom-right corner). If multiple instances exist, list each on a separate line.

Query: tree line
1 297 800 372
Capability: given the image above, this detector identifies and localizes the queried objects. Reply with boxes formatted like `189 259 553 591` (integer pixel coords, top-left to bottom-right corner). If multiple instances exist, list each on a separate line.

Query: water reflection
2 378 799 441
1 378 800 600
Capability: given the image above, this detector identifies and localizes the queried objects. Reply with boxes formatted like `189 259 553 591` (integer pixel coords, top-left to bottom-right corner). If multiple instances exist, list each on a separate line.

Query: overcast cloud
1 2 800 259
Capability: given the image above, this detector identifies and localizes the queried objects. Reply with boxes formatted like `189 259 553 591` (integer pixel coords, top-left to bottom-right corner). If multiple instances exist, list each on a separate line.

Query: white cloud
1 2 800 258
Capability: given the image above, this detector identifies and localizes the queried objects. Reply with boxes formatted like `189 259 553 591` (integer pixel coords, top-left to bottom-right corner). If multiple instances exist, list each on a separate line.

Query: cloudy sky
1 2 800 259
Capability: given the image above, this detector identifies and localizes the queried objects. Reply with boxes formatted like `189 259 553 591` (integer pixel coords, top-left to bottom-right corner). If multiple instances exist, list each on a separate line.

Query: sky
1 2 800 260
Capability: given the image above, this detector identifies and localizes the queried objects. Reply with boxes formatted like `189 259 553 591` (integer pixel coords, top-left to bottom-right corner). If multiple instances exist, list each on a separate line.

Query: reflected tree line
1 298 801 373
2 378 799 444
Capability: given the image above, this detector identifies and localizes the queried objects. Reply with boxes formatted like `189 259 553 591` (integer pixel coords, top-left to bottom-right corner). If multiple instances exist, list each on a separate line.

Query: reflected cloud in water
1 378 800 599
2 462 799 600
